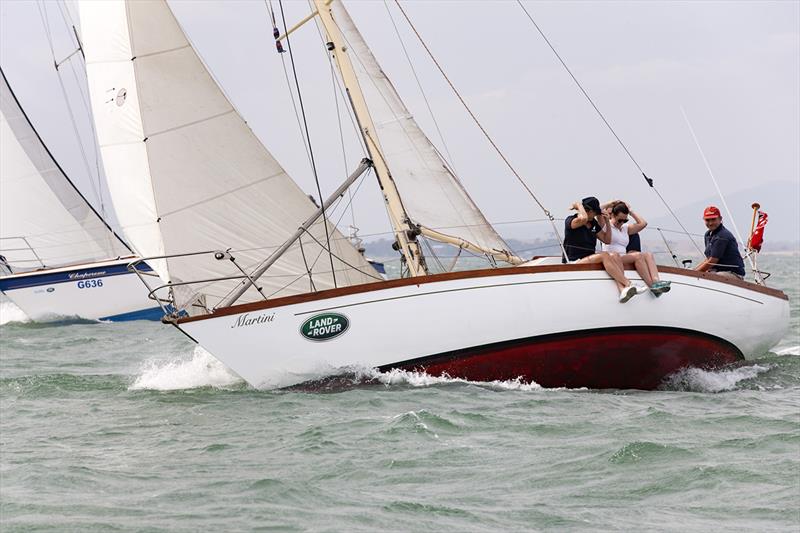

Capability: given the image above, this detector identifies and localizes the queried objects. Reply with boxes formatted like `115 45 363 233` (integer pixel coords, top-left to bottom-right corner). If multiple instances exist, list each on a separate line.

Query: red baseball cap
703 206 721 219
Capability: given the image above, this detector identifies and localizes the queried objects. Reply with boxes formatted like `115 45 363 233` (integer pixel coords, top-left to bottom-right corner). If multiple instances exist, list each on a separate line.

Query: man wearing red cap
695 206 745 279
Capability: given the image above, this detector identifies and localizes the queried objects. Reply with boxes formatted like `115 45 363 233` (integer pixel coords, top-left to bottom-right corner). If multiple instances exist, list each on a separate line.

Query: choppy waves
124 347 795 394
129 346 243 391
0 300 29 325
661 364 772 392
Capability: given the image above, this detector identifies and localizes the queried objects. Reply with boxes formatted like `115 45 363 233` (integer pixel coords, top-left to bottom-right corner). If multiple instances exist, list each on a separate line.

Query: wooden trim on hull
175 263 788 325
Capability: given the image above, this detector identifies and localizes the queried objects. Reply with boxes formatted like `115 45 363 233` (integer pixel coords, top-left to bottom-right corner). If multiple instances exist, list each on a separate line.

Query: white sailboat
0 68 162 322
80 0 789 389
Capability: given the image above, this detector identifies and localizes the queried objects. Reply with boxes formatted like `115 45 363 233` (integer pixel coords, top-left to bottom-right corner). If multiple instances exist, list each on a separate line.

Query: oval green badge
300 313 349 341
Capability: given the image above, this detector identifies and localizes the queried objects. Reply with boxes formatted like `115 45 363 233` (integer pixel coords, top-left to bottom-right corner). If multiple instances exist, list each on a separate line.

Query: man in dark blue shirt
695 206 746 279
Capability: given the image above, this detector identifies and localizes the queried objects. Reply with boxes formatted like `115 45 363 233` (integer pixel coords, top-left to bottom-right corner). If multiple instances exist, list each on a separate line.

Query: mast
312 0 427 277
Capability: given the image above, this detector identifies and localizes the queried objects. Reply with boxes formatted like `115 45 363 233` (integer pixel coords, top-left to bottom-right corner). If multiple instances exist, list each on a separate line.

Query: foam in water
661 364 770 393
129 346 243 391
358 367 544 391
775 345 799 356
0 300 29 325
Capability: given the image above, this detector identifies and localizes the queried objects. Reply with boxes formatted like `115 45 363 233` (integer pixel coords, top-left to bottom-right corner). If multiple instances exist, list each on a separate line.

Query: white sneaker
635 284 649 294
619 285 637 303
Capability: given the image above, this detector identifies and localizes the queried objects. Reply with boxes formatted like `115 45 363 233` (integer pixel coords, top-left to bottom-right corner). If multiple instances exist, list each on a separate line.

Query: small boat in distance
80 0 789 388
0 68 161 322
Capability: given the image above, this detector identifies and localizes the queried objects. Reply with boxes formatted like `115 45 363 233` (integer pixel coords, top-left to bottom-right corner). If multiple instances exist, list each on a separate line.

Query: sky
1 0 798 245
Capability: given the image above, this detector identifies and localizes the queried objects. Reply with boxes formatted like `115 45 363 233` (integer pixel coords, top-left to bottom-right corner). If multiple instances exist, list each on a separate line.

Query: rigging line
378 1 510 253
656 228 680 267
680 106 759 276
300 228 384 281
294 171 379 284
57 0 106 219
421 236 447 272
0 65 132 254
298 235 317 292
235 168 374 303
322 10 514 261
328 30 357 229
277 0 338 288
265 0 314 169
333 35 475 240
307 4 368 156
305 1 366 230
392 0 567 260
514 0 704 256
35 1 104 212
382 0 456 170
259 195 383 301
654 226 704 237
324 13 483 238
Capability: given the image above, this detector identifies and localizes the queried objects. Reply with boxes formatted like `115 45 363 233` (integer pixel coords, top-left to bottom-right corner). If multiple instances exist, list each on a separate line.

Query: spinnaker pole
217 158 374 308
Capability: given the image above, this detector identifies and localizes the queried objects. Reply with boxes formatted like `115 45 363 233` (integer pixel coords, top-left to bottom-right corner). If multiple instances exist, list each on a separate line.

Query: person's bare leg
632 253 655 286
644 252 660 283
601 253 631 292
620 253 653 286
576 253 629 291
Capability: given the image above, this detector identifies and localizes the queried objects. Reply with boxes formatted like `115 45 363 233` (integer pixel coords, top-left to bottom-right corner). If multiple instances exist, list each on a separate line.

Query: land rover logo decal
300 313 349 341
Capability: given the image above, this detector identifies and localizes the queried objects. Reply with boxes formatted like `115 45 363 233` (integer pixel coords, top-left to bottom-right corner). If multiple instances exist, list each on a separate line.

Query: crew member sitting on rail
563 196 643 303
695 205 746 279
601 200 671 295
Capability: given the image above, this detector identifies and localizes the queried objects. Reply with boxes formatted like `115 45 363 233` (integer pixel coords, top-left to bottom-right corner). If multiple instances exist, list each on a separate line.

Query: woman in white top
601 201 671 295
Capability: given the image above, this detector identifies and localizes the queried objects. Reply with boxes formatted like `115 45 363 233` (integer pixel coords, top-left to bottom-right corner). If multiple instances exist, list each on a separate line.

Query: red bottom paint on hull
388 328 744 390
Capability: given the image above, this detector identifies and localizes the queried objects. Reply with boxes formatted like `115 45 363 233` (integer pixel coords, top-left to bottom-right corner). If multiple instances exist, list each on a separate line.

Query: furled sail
78 0 378 310
0 68 130 270
329 0 513 257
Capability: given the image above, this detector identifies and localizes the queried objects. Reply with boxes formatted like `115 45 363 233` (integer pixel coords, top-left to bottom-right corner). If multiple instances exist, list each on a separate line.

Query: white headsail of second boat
0 68 130 271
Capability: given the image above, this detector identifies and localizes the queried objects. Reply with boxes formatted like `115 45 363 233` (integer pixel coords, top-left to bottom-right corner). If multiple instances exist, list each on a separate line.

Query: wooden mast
312 0 427 277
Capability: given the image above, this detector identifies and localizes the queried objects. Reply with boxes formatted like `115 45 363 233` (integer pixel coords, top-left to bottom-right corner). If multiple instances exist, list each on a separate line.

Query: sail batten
79 0 377 310
0 68 130 270
329 0 514 258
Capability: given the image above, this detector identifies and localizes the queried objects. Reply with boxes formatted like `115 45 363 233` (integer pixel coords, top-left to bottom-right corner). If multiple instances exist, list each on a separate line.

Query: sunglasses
617 218 629 223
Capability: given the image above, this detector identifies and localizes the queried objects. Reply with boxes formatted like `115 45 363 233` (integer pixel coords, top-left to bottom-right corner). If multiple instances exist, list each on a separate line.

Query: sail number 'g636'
300 313 350 341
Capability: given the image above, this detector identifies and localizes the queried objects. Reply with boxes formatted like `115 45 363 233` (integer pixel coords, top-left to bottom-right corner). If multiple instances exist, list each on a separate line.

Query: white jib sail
0 68 130 270
79 0 378 309
331 0 513 256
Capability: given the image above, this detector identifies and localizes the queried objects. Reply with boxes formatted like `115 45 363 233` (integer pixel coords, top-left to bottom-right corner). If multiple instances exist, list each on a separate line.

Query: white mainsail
329 0 513 256
0 68 130 270
79 0 378 309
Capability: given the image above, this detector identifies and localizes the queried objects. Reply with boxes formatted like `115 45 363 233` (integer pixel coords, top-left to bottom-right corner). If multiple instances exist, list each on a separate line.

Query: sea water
1 255 798 531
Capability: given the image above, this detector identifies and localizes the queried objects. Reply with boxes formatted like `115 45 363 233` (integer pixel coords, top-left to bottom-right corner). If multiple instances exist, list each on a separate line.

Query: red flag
749 211 768 252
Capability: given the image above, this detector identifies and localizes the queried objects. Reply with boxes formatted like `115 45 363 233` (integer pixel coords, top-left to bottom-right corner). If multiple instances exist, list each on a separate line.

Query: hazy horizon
1 0 797 248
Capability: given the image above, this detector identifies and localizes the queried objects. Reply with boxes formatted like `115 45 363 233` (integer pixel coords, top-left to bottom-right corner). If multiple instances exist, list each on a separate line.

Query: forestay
330 0 513 256
0 68 130 270
79 0 378 310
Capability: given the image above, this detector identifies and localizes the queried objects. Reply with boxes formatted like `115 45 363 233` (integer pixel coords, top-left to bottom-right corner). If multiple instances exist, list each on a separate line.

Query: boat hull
0 258 161 322
177 266 789 389
389 327 742 390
